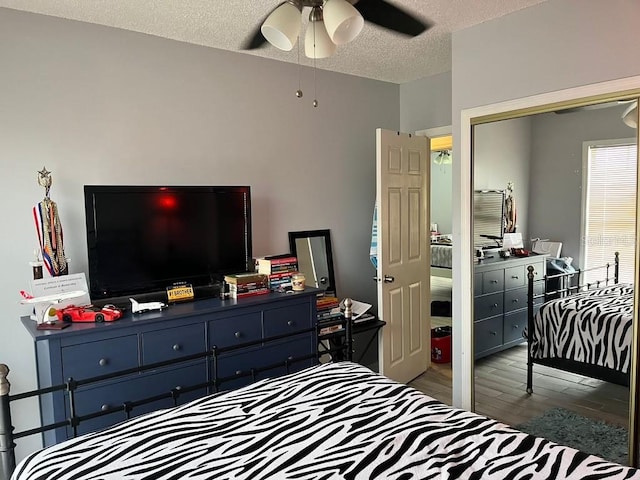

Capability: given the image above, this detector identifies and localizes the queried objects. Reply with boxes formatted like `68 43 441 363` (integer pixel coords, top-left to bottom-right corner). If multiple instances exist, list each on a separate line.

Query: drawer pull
287 320 294 326
234 332 242 339
512 298 519 303
511 275 519 279
490 280 498 284
288 356 294 361
235 370 242 375
492 303 498 308
98 358 108 367
173 344 181 351
101 404 109 411
490 331 497 336
513 324 519 329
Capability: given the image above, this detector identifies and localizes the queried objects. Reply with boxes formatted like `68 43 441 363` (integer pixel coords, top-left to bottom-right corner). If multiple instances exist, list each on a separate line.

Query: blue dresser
21 289 319 446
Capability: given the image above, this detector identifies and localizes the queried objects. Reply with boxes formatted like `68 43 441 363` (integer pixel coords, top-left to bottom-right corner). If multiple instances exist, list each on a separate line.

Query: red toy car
56 304 123 323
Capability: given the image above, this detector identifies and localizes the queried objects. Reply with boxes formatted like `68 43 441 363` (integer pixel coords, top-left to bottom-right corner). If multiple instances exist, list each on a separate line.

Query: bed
7 361 640 480
431 239 452 278
525 253 629 393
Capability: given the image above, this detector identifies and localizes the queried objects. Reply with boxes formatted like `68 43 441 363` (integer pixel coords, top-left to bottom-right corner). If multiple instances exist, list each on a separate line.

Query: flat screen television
84 185 252 302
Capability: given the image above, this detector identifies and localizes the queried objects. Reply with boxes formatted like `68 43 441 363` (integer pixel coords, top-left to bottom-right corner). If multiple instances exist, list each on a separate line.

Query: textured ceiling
0 0 550 84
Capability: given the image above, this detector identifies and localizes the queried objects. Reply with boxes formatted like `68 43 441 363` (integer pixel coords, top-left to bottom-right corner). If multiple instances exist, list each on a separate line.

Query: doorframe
455 74 640 462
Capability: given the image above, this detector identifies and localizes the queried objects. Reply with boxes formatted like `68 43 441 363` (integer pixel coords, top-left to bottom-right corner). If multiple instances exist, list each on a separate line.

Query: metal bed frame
526 252 622 394
0 302 356 480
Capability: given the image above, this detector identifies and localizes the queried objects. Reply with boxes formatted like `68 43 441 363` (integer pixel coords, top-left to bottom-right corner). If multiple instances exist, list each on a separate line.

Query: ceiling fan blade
354 0 432 37
240 3 286 50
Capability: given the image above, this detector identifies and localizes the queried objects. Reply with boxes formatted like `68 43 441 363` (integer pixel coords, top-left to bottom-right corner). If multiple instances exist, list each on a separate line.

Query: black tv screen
84 185 252 300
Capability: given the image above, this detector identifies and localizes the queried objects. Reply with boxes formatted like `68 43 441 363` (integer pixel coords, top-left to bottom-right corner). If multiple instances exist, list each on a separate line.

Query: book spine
231 288 270 299
224 274 267 285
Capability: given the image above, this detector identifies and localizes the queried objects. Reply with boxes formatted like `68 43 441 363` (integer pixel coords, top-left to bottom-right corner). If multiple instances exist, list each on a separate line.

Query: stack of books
223 273 269 299
256 256 298 291
316 296 341 321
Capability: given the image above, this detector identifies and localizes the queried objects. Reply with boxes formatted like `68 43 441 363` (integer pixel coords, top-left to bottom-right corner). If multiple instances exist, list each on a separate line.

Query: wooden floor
416 276 630 430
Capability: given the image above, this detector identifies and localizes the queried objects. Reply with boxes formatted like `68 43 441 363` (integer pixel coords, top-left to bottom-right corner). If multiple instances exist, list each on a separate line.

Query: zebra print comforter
528 283 633 373
12 362 640 480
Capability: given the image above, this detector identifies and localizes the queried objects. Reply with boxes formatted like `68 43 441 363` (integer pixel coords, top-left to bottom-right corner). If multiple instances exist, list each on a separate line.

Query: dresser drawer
209 312 263 349
214 333 315 391
503 309 527 344
504 286 528 313
62 335 138 381
264 302 313 338
142 323 206 365
475 317 503 356
505 265 525 289
482 270 504 293
474 273 483 296
474 292 503 320
67 362 207 436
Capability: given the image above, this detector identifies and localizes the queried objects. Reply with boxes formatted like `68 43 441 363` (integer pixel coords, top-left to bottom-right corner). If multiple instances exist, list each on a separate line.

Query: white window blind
584 142 637 284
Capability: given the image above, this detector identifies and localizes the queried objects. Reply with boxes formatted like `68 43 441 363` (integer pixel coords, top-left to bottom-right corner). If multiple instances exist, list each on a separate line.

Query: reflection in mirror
471 99 638 466
474 190 505 247
288 229 336 296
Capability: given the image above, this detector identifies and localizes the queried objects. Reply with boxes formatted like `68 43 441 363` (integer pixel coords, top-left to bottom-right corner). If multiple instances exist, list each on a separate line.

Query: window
583 141 637 284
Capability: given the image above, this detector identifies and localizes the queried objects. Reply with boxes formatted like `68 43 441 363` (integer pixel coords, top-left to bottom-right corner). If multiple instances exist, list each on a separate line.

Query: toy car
56 304 123 323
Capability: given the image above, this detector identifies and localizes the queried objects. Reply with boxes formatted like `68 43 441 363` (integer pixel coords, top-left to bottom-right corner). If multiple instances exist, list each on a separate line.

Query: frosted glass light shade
622 101 638 129
305 20 336 58
261 2 301 51
323 0 364 45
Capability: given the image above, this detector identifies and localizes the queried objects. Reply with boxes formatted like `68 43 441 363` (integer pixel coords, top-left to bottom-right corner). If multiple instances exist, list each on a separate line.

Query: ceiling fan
242 0 433 59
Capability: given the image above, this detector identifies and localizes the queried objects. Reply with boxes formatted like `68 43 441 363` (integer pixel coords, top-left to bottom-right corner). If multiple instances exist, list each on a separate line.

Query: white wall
450 0 640 407
400 71 452 133
0 8 400 460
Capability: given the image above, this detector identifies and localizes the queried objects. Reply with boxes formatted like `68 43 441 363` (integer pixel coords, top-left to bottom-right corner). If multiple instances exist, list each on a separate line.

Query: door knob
383 275 395 283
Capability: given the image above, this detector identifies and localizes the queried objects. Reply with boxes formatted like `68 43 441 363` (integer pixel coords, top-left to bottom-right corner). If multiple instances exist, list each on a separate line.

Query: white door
376 128 431 383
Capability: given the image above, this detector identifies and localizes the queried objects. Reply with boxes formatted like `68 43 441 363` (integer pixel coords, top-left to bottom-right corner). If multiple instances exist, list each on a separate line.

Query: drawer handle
235 370 242 375
287 320 294 326
173 344 181 351
513 324 519 329
234 332 242 339
490 331 497 336
98 358 108 367
512 298 519 303
490 280 498 284
511 275 519 279
492 303 498 308
101 404 109 411
288 356 294 361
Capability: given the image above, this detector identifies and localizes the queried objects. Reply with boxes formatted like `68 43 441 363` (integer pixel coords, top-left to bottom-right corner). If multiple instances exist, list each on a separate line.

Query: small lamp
261 1 302 51
305 7 337 59
323 0 364 45
622 101 638 129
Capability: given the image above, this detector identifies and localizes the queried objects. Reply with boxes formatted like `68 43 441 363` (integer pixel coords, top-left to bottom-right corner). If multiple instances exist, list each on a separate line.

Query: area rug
515 407 628 465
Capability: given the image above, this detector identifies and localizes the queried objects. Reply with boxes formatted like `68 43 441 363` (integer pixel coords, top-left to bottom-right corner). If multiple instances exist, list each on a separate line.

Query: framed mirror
288 229 336 296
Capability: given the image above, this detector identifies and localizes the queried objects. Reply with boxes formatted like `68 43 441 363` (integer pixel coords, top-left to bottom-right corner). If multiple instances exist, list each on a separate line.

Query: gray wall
400 71 452 133
474 117 532 244
0 7 400 459
430 152 453 235
529 105 636 266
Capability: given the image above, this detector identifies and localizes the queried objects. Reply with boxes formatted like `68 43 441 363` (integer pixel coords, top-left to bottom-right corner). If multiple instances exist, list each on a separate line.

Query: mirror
288 229 336 296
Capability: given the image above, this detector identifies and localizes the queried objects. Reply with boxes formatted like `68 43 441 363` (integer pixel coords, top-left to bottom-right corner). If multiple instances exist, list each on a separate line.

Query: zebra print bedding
528 283 633 373
12 362 640 480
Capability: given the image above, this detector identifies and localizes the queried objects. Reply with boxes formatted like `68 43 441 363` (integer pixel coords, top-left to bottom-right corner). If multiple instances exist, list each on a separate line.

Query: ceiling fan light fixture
261 1 302 51
305 8 336 59
323 0 364 45
622 101 638 129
